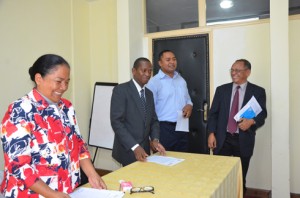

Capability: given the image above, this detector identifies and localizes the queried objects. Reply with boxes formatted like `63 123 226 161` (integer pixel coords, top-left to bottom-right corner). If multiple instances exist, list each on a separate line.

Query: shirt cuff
187 101 193 106
131 144 139 151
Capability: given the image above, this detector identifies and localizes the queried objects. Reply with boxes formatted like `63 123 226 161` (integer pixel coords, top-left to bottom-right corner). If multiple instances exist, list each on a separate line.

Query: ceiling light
220 0 233 9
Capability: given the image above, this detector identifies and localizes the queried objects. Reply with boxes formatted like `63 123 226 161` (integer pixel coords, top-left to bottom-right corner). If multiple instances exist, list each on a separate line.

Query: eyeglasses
229 68 248 73
130 186 155 194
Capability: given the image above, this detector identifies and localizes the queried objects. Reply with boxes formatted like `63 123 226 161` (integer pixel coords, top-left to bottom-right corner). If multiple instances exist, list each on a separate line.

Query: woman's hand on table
88 172 107 190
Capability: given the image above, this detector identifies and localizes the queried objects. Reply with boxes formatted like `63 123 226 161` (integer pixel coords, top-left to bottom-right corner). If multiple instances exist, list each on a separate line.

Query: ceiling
146 0 300 32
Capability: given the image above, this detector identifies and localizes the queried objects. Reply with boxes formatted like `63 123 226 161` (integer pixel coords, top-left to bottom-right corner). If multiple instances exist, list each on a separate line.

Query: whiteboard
88 82 118 149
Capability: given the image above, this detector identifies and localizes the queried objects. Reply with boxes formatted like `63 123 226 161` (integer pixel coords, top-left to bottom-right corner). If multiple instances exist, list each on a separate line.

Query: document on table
175 110 189 132
147 155 185 166
234 96 262 122
70 187 124 198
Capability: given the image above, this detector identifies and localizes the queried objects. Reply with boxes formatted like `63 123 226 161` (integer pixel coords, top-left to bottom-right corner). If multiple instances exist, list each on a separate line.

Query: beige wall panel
89 0 120 171
289 19 300 194
90 0 118 85
71 0 91 142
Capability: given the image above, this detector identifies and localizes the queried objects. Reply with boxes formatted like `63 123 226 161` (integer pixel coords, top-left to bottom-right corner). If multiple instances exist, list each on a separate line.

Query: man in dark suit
110 57 166 166
207 59 267 192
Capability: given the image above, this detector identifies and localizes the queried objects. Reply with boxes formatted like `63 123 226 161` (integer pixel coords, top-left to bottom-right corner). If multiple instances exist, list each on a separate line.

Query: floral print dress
0 89 90 197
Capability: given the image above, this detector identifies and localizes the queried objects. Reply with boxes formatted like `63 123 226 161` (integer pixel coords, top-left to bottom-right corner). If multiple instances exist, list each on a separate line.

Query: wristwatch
152 138 159 143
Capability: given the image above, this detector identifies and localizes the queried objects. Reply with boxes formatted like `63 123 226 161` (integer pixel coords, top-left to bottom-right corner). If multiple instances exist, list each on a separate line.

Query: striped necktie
140 89 147 120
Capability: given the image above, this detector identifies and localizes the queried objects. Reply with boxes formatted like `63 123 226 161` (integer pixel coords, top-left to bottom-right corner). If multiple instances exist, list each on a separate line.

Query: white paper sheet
234 96 262 121
70 187 124 198
175 110 189 132
146 155 185 166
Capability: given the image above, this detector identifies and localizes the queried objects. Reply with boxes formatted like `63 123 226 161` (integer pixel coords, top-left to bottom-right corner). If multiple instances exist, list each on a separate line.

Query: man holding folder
207 59 267 193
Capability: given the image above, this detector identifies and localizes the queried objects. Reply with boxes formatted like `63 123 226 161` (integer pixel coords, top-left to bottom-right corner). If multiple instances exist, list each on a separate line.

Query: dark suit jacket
110 80 160 166
207 82 267 157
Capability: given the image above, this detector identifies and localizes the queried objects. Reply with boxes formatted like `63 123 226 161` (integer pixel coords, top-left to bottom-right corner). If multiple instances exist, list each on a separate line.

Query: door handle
203 102 208 122
196 102 208 122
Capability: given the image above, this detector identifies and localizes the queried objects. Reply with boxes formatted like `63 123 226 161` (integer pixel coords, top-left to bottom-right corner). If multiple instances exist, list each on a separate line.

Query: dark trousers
159 121 189 152
218 132 251 193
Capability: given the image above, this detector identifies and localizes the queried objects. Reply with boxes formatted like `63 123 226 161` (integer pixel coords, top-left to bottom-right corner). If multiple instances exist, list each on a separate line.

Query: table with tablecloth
87 151 243 198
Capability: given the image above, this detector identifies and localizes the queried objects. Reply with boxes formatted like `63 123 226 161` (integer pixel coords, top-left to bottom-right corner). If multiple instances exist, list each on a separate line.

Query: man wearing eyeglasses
207 59 267 193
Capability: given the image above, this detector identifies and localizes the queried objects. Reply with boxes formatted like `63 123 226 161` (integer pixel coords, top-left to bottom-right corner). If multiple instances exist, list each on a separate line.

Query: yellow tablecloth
91 151 243 198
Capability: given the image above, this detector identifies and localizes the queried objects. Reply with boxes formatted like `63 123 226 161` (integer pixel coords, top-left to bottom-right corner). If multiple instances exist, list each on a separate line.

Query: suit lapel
144 88 152 124
243 82 253 107
225 83 234 115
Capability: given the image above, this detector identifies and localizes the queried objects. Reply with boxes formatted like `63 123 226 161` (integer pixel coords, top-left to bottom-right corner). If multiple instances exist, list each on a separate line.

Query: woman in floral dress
0 54 106 198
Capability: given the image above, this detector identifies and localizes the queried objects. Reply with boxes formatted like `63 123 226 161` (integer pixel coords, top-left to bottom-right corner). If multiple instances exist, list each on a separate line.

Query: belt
226 132 239 137
160 121 177 126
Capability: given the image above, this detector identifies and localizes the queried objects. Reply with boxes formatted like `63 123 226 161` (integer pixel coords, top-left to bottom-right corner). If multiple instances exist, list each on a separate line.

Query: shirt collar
158 69 179 79
233 81 248 91
32 88 63 109
132 78 144 92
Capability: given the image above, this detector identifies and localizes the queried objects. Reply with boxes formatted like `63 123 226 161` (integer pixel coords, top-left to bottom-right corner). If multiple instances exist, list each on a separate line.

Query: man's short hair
158 50 175 60
236 59 251 70
133 57 151 69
